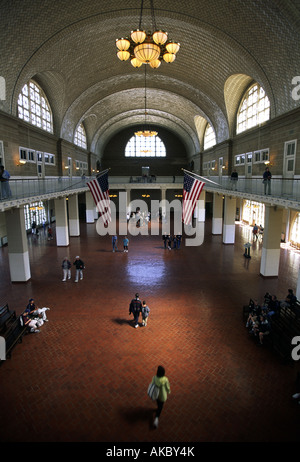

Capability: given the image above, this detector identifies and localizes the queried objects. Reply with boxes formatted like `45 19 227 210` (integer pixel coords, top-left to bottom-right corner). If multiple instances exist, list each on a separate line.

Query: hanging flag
182 172 205 225
87 171 111 225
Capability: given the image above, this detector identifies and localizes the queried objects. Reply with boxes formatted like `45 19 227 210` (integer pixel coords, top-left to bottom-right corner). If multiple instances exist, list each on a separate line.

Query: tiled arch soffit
2 1 300 156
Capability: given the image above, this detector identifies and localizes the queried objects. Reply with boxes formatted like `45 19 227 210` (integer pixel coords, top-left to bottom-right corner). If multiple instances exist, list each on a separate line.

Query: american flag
87 171 111 225
182 172 205 225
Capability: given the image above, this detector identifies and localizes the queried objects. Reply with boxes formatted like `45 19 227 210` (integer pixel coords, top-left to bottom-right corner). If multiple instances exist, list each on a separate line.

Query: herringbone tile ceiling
1 0 300 155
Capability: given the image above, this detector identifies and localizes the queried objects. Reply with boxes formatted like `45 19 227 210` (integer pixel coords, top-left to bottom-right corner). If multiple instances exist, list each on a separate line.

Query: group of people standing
162 233 182 250
62 256 85 282
230 167 272 195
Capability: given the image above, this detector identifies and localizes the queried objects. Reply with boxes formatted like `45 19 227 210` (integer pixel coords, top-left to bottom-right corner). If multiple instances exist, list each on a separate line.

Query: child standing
141 301 150 326
123 236 129 252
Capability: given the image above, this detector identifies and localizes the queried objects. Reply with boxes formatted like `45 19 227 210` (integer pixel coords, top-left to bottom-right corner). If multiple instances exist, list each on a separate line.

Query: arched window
125 135 166 157
74 123 87 149
236 83 270 134
203 123 216 150
17 80 53 133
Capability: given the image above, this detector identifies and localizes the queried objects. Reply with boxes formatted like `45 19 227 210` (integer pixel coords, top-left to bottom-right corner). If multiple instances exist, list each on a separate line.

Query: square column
85 191 95 223
223 195 236 244
54 197 69 246
260 206 283 277
5 207 31 281
212 193 223 235
196 190 206 222
68 194 80 237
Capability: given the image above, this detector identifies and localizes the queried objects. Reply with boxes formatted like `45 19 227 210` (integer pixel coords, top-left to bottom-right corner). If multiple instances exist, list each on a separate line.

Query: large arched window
17 80 53 133
125 135 166 157
203 123 216 150
74 123 87 149
236 83 270 134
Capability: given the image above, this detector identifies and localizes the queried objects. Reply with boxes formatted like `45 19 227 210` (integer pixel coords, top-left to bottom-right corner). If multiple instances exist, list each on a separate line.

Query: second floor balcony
0 175 299 211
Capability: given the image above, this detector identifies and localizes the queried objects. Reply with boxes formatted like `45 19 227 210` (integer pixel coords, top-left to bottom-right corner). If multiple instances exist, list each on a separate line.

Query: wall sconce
17 160 27 166
222 165 226 169
64 166 69 170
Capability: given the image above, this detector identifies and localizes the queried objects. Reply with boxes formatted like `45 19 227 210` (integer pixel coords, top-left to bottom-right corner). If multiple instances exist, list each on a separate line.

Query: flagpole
181 168 221 186
96 168 111 178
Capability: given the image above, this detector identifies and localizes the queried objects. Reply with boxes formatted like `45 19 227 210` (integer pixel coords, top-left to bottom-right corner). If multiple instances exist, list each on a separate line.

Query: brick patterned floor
0 218 300 443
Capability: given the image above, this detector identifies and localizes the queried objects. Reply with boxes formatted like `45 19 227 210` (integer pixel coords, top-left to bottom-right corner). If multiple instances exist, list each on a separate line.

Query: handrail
0 175 300 207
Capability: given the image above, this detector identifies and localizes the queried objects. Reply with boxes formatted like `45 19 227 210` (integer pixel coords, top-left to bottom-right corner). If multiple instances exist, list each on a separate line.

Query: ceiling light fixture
116 0 180 69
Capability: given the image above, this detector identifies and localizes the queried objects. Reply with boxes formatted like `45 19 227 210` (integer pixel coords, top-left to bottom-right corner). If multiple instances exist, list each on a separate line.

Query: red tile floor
0 217 300 443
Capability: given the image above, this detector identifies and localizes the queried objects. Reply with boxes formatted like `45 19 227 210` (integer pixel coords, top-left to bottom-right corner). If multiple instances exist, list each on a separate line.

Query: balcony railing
0 176 300 207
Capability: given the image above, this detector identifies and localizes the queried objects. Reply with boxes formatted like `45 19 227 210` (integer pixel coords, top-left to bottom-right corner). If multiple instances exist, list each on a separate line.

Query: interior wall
101 126 189 177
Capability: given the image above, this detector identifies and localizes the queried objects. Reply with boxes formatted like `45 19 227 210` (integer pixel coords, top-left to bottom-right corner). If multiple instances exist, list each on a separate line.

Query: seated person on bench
22 312 42 333
24 298 50 323
280 289 297 310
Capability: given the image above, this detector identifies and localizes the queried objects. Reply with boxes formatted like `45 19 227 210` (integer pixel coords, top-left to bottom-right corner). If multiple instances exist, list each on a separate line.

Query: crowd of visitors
245 289 298 345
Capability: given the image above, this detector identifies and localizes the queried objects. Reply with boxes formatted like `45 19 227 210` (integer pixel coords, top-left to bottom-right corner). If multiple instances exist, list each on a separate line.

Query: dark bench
0 304 16 333
0 315 28 361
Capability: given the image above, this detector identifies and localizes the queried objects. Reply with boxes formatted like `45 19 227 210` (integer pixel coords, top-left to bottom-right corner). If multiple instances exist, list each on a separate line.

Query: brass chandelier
135 65 157 137
116 0 180 69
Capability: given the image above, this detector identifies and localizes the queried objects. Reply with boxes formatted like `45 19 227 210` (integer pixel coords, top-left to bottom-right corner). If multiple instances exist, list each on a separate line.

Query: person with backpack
129 293 142 328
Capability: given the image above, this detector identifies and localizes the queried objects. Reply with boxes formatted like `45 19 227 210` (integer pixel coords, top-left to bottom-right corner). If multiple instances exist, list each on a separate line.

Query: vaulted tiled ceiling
1 0 300 157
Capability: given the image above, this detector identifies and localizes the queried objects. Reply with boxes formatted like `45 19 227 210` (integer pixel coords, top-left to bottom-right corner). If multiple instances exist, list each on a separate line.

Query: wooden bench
0 315 28 361
0 304 16 334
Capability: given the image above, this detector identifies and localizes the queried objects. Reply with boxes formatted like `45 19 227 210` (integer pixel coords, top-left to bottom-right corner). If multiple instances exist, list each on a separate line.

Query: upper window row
17 80 87 148
202 82 271 151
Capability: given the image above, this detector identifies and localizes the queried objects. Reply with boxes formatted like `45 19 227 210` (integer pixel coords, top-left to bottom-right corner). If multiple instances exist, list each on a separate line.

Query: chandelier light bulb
152 30 168 45
131 29 147 44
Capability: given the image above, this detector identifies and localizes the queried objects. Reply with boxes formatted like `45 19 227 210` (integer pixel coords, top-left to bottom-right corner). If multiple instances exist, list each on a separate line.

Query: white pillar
54 197 69 246
296 269 300 301
68 194 80 237
85 191 95 223
5 207 31 281
223 195 236 244
196 190 206 222
212 193 223 235
260 205 283 277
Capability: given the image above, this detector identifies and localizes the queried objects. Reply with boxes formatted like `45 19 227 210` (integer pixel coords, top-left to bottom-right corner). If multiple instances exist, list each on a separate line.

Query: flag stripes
182 172 205 225
87 172 111 225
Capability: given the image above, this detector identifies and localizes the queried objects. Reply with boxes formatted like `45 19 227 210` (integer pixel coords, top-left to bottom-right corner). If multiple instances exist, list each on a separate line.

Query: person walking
123 236 129 252
129 293 142 328
141 301 150 326
73 256 85 282
112 235 118 252
62 257 71 281
150 365 171 428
